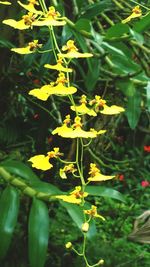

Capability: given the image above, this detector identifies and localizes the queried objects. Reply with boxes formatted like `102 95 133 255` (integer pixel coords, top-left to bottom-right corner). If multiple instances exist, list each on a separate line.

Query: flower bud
65 242 72 249
82 222 89 233
97 259 104 265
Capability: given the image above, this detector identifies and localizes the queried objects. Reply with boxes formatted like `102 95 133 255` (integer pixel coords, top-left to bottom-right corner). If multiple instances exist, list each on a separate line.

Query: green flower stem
50 95 63 124
63 17 92 39
76 138 86 186
58 158 76 164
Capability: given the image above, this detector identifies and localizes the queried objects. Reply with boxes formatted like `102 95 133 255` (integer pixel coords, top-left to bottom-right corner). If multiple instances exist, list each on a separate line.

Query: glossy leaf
106 23 129 38
75 18 91 33
86 186 126 202
81 1 112 19
126 90 142 129
85 58 100 92
133 13 150 33
0 160 39 182
116 79 136 97
0 186 20 260
28 198 50 267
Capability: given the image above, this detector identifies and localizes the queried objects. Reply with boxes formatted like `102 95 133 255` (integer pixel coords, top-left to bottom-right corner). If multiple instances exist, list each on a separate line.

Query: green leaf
75 18 91 33
28 198 50 267
0 186 20 260
0 160 39 183
126 90 142 129
129 29 144 45
106 23 129 38
133 13 150 33
116 79 136 97
61 202 96 238
31 181 62 195
86 186 126 202
85 58 100 92
81 1 112 19
145 81 150 112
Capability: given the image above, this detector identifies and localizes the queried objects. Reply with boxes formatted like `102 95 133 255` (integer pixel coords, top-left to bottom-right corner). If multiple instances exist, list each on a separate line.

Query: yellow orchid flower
28 155 53 171
55 186 88 204
29 73 77 100
58 40 93 59
17 0 42 15
3 12 37 30
28 147 62 171
59 164 77 179
122 6 142 24
84 205 105 220
100 105 125 115
32 6 66 26
52 115 106 139
0 1 11 4
55 195 82 204
11 40 42 54
87 163 115 182
71 95 97 116
28 85 52 101
89 95 125 115
44 56 73 73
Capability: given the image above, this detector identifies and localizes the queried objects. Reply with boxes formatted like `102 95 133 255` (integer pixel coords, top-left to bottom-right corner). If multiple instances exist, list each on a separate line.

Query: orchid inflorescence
2 1 127 266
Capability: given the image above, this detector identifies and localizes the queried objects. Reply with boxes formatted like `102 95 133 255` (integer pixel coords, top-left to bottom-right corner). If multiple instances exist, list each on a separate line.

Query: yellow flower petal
32 19 66 27
17 1 42 14
2 19 30 30
0 1 11 4
58 51 93 59
28 155 53 171
88 173 115 182
55 195 81 204
71 104 97 116
28 85 52 101
44 63 73 73
52 125 73 137
122 6 142 24
11 47 33 54
100 105 125 115
49 84 77 95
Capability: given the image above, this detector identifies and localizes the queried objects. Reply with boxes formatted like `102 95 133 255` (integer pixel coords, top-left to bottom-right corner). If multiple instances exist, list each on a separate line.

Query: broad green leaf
133 13 150 33
129 29 144 45
116 79 136 97
106 23 129 38
145 81 150 112
61 202 96 238
0 160 39 183
81 1 112 19
28 198 50 267
31 181 62 195
75 18 91 33
126 90 142 129
86 186 126 202
0 186 20 260
111 54 140 74
102 42 125 57
85 58 100 92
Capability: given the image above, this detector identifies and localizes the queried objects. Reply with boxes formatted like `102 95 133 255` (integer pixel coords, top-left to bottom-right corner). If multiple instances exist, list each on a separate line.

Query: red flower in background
117 174 125 182
144 146 150 152
141 180 149 187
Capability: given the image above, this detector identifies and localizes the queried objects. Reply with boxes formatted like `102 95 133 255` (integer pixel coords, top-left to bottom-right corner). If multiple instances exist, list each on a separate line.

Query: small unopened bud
97 259 104 265
82 222 89 233
65 242 72 249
